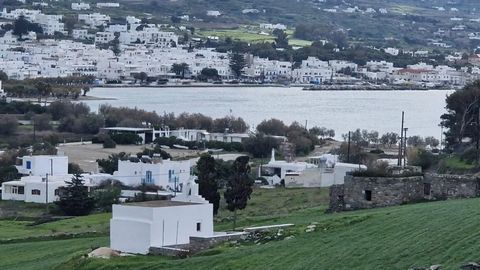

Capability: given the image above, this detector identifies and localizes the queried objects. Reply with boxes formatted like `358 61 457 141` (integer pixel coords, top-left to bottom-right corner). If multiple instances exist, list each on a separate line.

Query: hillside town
1 7 480 88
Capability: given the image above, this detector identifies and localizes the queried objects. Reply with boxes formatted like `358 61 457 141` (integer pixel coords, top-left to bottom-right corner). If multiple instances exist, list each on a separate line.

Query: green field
196 28 312 47
3 188 480 269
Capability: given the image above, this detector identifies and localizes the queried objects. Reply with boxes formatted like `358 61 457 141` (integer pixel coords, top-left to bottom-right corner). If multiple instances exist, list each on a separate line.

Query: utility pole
46 159 53 213
398 111 405 166
45 173 49 212
347 131 351 163
403 128 408 166
33 119 36 142
439 124 443 150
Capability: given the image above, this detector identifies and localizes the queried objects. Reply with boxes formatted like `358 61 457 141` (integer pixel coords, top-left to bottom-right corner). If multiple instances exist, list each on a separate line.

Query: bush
0 115 18 135
370 149 385 154
32 113 52 131
408 148 436 170
93 186 121 212
103 137 117 148
110 133 142 145
460 147 478 165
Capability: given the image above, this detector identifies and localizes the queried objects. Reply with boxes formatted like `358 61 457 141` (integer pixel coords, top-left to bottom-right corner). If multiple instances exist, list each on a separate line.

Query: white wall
110 203 213 254
16 156 68 176
113 160 191 189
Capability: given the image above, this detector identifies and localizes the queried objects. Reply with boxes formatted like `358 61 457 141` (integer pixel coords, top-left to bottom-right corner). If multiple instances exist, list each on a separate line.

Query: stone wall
424 173 480 200
343 175 424 210
327 185 345 213
189 233 245 253
329 173 480 212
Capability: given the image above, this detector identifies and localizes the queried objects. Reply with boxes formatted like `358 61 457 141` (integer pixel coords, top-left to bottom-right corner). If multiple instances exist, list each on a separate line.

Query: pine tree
229 52 246 79
55 174 95 216
196 154 220 215
224 156 254 230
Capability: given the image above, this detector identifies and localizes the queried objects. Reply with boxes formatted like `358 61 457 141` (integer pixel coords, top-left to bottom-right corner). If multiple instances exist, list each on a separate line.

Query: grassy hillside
3 188 480 269
65 198 480 270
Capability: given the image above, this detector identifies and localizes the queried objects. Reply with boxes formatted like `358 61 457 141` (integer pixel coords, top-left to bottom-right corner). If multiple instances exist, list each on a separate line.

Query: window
196 222 201 232
31 189 41 195
364 190 372 201
26 161 31 169
54 189 60 196
18 186 24 195
145 171 152 184
424 183 431 196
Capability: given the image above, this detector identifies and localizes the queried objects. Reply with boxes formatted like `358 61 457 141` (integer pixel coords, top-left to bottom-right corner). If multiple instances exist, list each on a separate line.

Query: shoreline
93 83 456 91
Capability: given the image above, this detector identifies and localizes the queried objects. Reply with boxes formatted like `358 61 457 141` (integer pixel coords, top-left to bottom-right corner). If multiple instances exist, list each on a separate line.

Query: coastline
93 83 456 91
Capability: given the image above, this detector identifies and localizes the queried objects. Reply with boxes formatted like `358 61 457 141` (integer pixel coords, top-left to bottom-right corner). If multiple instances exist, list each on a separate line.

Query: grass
5 188 480 269
0 237 108 270
441 156 476 171
64 198 480 270
196 27 312 47
0 213 111 242
197 29 275 43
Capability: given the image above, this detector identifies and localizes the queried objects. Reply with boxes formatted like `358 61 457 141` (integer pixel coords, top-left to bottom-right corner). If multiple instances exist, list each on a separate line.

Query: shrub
103 137 117 148
93 186 121 212
110 133 142 145
408 148 436 170
370 149 384 154
0 115 18 135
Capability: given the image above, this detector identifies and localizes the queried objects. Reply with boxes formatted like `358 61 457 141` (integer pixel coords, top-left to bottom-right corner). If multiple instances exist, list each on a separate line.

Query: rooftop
125 200 200 208
102 127 153 132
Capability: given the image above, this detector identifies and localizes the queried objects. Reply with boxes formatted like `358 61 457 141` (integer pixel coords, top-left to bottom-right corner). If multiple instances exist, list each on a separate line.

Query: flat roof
125 200 199 208
102 127 152 132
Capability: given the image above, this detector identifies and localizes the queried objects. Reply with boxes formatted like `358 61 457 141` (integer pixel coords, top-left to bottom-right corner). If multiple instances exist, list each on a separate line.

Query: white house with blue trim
112 156 192 192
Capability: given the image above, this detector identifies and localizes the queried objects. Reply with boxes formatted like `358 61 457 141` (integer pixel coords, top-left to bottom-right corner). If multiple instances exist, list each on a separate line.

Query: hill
3 188 480 269
110 0 480 49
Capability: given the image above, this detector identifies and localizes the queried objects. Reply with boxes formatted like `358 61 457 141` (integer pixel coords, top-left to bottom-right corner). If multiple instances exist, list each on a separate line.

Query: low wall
189 233 246 253
329 173 480 212
424 173 480 200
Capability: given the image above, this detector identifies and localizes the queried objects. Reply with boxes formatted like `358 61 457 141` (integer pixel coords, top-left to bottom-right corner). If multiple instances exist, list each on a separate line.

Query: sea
84 87 454 139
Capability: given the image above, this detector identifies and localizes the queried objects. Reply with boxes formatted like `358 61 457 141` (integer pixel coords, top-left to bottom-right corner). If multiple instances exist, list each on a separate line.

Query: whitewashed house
16 155 68 176
110 176 213 255
71 3 90 10
260 149 317 185
2 155 110 203
97 2 120 8
78 13 111 27
95 31 115 44
72 29 92 40
112 156 192 191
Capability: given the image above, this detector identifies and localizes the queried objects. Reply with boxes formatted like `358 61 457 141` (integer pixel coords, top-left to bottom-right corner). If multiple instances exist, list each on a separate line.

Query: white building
78 13 111 27
3 155 110 204
97 2 120 8
113 157 192 191
206 10 221 17
110 175 214 254
72 29 91 40
95 31 115 44
119 28 178 47
259 23 287 31
261 149 317 185
15 155 68 176
284 162 366 188
71 3 90 10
